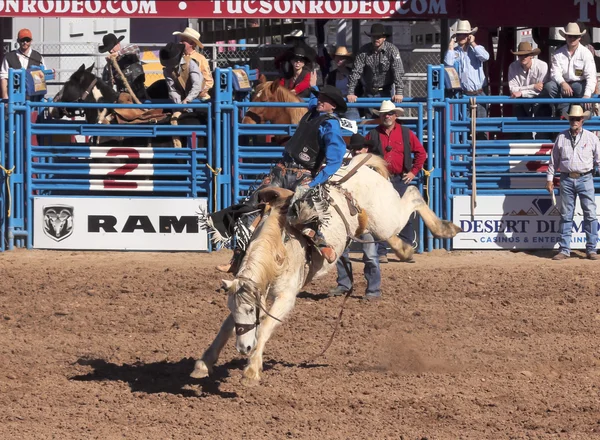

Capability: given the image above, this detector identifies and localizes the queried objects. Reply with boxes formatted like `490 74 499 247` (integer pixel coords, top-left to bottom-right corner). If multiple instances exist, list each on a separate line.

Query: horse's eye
247 307 255 315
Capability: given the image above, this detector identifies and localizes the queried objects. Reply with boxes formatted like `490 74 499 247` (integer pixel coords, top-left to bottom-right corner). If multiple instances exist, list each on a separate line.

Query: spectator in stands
1 28 52 101
366 101 427 263
329 133 382 301
99 33 148 103
508 42 552 136
275 29 317 79
444 20 490 119
160 42 204 108
325 46 361 120
544 23 596 118
347 23 405 112
173 27 214 101
546 104 600 261
278 48 312 98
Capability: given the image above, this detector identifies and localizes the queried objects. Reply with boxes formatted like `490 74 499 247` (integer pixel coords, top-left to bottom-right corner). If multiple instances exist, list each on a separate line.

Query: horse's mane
236 203 287 292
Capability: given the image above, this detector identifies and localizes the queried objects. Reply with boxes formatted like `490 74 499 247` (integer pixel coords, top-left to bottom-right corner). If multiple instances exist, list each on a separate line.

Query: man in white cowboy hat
546 104 600 261
325 46 360 120
347 23 405 108
508 42 551 122
173 27 213 100
544 23 596 117
99 33 148 103
444 19 490 118
160 42 204 108
365 100 427 262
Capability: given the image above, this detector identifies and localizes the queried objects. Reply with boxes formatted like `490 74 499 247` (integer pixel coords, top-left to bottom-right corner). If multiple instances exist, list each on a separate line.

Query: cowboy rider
99 33 148 103
209 72 347 273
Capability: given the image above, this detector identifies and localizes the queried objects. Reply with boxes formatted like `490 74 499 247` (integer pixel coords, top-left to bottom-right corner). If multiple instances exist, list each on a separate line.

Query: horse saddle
112 107 170 125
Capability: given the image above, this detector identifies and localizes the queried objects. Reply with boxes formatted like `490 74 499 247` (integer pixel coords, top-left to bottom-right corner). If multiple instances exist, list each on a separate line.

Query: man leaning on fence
173 27 213 101
346 23 405 109
546 105 600 261
508 42 551 119
544 23 596 118
1 29 51 101
160 42 204 108
99 33 148 103
444 20 489 118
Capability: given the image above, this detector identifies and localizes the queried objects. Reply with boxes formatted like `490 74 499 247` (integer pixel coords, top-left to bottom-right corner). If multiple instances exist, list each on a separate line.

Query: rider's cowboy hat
451 20 478 39
159 42 185 67
173 27 204 49
99 33 125 53
566 104 591 119
348 133 376 151
511 41 541 57
311 85 347 113
365 23 390 38
372 100 404 117
333 46 353 58
559 22 586 38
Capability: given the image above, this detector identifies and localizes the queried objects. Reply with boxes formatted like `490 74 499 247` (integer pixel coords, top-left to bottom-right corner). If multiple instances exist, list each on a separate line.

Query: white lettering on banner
33 197 208 251
577 0 594 23
0 0 157 15
210 0 446 16
452 195 600 250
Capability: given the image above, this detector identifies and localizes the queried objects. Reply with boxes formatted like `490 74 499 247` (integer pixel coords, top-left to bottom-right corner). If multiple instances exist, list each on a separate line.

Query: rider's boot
216 248 245 273
301 228 337 264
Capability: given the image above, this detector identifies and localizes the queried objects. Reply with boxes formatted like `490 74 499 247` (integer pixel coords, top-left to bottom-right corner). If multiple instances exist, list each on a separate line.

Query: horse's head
50 63 116 122
242 80 307 125
222 277 263 355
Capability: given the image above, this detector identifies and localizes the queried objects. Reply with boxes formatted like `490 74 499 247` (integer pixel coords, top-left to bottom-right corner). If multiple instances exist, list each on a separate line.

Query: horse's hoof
240 375 261 387
190 360 211 379
241 366 261 387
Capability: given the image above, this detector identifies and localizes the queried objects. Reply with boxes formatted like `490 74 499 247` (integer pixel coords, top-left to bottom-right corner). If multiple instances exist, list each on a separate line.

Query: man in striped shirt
546 105 600 260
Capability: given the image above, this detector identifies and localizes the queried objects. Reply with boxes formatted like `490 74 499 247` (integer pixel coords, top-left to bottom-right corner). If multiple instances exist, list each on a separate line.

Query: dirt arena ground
1 248 599 439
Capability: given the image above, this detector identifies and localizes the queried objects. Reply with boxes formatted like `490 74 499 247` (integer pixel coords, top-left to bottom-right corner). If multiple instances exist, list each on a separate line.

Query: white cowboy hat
566 104 591 119
333 46 352 58
173 27 203 49
372 100 404 116
284 29 306 39
452 20 478 38
559 22 586 38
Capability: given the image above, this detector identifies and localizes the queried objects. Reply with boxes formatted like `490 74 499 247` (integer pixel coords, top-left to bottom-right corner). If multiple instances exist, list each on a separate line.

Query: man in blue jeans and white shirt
546 105 600 260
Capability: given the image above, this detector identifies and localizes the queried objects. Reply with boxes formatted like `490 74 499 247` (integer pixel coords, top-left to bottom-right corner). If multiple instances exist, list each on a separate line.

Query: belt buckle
569 172 581 178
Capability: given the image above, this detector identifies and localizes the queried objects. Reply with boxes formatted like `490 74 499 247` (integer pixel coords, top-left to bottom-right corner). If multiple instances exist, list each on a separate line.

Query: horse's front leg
242 291 297 386
190 313 235 379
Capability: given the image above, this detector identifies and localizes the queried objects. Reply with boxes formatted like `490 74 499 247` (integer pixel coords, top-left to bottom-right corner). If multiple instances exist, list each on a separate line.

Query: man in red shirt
366 100 427 263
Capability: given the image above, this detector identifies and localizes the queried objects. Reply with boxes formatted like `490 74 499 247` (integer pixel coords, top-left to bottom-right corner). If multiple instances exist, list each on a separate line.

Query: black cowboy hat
311 85 347 113
348 133 376 151
365 23 390 38
159 42 185 67
99 33 125 53
290 47 310 63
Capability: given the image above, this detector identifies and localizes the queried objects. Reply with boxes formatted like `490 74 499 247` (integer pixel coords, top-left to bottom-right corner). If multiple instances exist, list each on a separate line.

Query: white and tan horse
191 154 461 386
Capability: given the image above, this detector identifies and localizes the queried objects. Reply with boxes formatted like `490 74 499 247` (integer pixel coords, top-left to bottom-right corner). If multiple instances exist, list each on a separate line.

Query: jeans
558 172 598 255
336 232 381 295
378 174 416 257
544 80 586 116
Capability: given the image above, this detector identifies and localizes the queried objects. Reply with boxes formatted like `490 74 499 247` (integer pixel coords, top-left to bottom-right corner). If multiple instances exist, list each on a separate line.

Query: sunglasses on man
569 117 584 121
18 38 32 43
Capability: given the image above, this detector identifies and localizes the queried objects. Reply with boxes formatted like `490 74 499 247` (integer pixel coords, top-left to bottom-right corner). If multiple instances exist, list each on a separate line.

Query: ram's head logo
43 205 74 242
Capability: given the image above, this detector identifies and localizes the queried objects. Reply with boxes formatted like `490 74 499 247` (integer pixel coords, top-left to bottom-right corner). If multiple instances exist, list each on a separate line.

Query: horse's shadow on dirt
70 357 244 398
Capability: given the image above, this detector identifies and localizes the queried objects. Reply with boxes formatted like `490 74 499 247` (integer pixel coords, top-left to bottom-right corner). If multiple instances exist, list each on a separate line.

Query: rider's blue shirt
306 89 346 187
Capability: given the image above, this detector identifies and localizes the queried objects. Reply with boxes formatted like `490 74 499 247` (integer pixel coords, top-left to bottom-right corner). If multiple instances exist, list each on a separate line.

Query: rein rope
0 164 15 217
109 54 142 105
81 78 98 102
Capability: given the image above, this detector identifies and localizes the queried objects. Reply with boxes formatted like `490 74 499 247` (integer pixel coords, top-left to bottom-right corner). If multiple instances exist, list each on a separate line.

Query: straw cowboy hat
372 100 403 116
333 46 353 58
173 27 204 49
99 33 125 53
365 23 390 38
566 104 590 119
159 42 185 67
452 20 478 38
311 85 347 113
511 41 541 57
559 22 586 38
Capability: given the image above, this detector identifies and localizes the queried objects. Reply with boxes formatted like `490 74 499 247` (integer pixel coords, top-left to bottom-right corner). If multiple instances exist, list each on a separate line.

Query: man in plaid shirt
347 23 405 108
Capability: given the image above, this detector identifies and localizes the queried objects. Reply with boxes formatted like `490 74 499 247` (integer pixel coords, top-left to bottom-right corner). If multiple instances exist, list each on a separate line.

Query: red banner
0 0 459 19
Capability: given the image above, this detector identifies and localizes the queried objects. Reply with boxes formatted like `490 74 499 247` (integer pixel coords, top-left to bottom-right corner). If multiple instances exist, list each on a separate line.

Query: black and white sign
34 197 208 251
453 195 600 250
